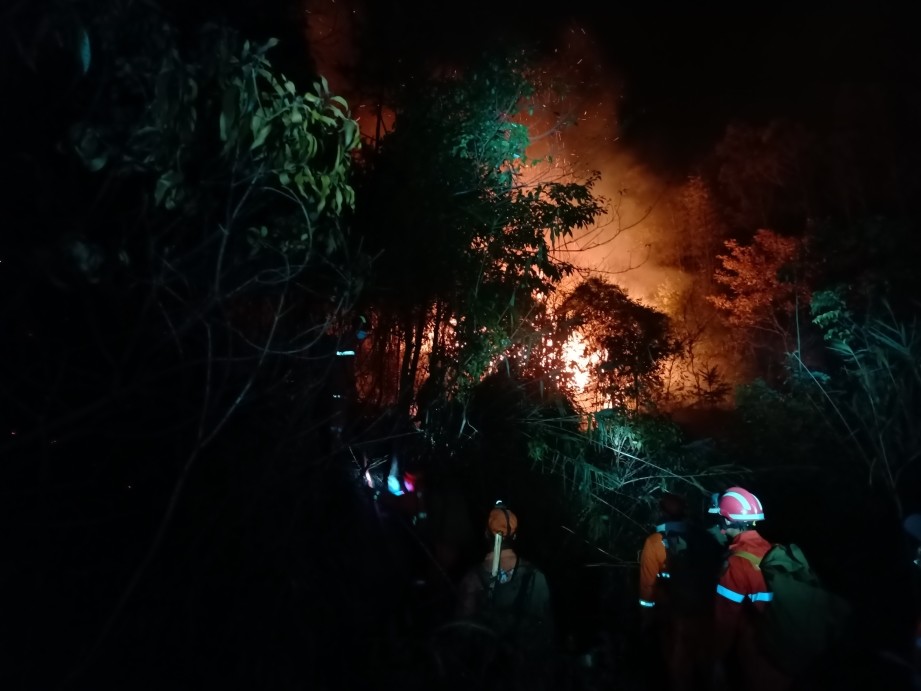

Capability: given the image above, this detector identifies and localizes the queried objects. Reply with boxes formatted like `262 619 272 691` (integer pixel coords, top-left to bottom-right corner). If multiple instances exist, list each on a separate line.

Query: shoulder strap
733 550 763 570
656 520 687 534
659 521 689 552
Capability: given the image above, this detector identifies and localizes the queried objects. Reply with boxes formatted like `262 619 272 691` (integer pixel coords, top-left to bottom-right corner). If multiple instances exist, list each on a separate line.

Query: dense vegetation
3 1 919 688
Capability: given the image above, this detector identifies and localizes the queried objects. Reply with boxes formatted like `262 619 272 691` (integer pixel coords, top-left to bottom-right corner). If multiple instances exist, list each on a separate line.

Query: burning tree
351 49 606 425
555 278 680 412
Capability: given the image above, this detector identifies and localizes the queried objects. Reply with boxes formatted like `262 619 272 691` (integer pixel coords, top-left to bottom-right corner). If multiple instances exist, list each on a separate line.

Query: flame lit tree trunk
396 308 428 417
398 319 413 413
408 310 426 409
431 300 443 362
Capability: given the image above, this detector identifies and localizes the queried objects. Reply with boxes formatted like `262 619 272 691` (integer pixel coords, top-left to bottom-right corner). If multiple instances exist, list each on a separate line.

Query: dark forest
2 2 921 689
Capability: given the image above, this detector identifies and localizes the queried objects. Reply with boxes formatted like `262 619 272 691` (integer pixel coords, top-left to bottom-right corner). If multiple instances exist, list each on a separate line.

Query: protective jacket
639 531 667 607
715 529 773 645
456 548 554 654
714 529 789 691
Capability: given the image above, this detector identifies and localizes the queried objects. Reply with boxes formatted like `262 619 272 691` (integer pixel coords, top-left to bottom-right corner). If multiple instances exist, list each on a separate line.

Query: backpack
659 520 725 616
742 543 853 677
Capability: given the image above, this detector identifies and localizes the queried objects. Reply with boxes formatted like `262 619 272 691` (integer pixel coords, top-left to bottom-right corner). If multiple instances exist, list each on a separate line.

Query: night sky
343 3 920 170
597 10 920 168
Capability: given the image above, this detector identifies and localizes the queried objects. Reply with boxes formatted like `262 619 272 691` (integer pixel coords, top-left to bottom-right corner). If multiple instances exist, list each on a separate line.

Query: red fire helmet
717 487 765 522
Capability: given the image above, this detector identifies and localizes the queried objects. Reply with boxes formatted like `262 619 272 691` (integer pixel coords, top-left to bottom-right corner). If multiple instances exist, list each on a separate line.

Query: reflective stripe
723 490 764 521
639 599 656 608
656 521 687 534
728 511 764 521
716 584 774 603
724 491 751 511
716 584 745 603
657 571 671 579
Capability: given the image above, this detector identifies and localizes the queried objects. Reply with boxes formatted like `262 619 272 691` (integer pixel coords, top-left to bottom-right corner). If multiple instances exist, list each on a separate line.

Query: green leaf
87 154 108 172
304 133 317 157
251 124 271 149
154 169 183 207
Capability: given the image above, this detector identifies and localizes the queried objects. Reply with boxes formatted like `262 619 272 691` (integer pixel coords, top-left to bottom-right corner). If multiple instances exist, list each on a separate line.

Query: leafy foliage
728 286 921 511
732 377 833 470
556 278 679 410
528 406 734 553
2 4 368 687
708 229 807 358
353 49 605 411
802 289 921 508
72 7 358 263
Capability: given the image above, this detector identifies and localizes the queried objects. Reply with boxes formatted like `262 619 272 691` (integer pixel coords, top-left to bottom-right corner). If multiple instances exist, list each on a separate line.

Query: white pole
490 532 503 578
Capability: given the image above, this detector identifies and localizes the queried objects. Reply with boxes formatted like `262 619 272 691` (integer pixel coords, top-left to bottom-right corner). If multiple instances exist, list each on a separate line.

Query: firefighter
639 492 724 691
712 487 787 691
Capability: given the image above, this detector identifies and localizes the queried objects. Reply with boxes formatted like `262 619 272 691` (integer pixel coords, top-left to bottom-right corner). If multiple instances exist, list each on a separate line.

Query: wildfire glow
561 330 599 393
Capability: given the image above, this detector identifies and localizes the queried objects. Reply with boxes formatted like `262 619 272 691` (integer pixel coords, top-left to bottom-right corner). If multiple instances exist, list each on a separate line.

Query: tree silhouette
556 277 678 411
352 49 605 418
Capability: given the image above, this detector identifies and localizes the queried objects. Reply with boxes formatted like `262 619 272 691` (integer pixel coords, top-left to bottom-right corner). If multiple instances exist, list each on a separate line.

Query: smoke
304 0 356 95
302 1 742 407
304 0 396 140
533 22 687 308
305 2 692 308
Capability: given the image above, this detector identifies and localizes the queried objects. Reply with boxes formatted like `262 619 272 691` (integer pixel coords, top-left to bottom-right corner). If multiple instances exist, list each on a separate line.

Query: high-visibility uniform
639 531 668 608
639 521 718 691
714 529 788 691
715 530 773 625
